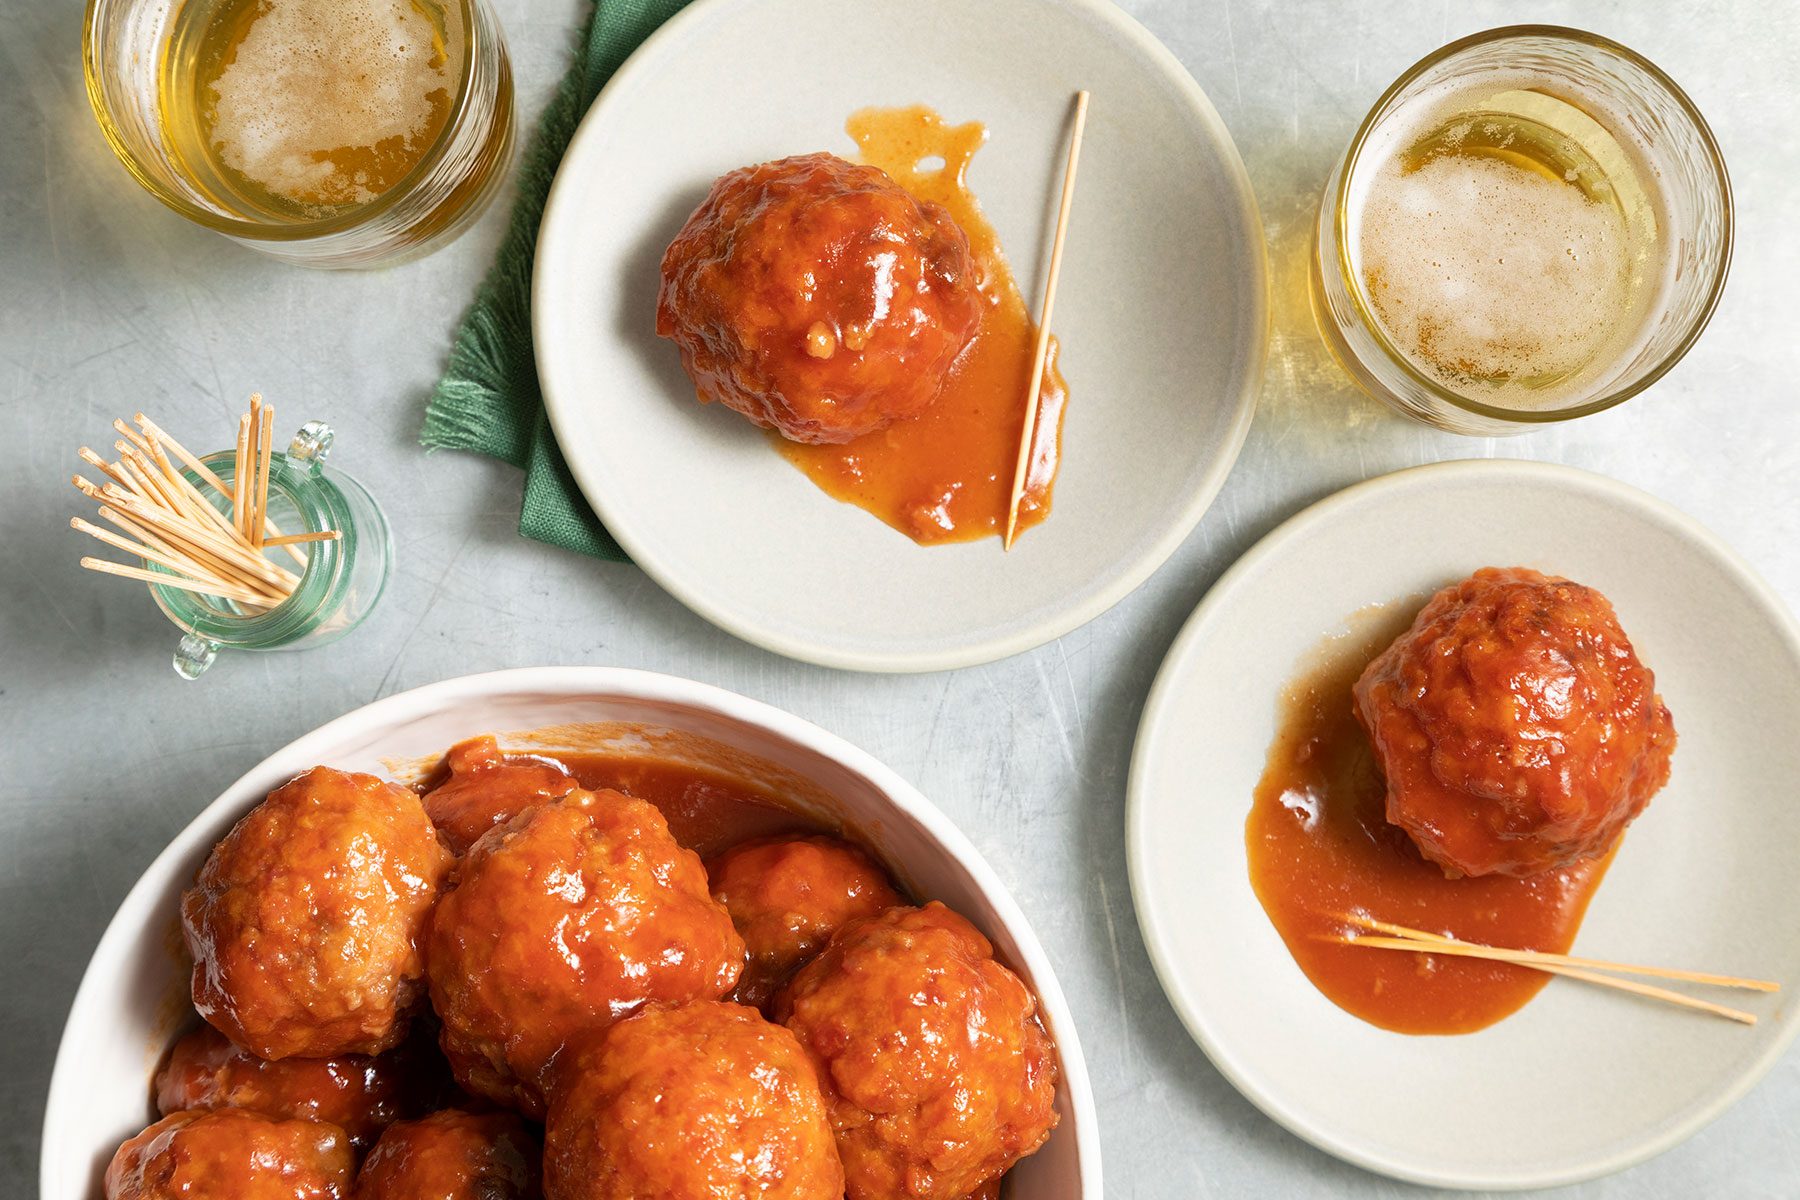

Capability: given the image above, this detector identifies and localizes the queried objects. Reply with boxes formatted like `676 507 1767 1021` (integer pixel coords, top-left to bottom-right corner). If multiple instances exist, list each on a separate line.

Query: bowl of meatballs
42 668 1098 1200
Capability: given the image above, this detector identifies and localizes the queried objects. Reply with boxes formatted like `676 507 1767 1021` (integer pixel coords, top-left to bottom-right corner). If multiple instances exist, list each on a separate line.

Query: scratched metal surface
2 1 1796 1195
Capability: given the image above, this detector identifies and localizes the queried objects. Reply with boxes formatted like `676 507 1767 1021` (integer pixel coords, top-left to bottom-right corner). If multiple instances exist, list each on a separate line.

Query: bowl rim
40 666 1102 1198
531 0 1270 673
1124 457 1800 1190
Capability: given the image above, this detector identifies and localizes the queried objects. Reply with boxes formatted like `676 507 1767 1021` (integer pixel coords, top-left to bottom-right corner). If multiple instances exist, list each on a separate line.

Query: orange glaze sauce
777 105 1068 544
416 746 826 860
1247 616 1615 1035
548 754 823 860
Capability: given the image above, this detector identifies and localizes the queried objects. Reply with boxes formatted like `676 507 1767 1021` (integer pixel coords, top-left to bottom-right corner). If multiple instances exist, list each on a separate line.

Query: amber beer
159 0 466 219
1350 83 1665 408
85 0 514 265
1311 28 1731 433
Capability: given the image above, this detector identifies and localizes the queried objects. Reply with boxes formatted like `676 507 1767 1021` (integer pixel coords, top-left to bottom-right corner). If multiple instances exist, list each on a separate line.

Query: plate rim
531 0 1270 673
39 666 1102 1199
1123 457 1800 1190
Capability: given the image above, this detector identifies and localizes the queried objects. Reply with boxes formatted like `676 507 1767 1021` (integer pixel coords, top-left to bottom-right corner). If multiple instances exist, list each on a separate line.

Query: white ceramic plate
41 668 1099 1200
534 0 1266 672
1126 459 1800 1190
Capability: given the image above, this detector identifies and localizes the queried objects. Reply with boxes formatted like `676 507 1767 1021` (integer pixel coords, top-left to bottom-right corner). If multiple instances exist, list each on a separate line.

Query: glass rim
1331 23 1734 425
82 0 482 242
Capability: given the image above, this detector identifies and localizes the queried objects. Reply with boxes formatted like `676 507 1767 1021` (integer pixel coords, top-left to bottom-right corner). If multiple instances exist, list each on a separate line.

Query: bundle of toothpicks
71 394 338 611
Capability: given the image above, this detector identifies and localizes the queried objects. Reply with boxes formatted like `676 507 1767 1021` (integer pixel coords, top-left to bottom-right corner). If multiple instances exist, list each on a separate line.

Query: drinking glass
1311 26 1731 434
83 0 515 268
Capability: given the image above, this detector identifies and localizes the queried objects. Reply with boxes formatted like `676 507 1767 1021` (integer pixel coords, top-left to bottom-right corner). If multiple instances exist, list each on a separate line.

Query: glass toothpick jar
150 421 392 678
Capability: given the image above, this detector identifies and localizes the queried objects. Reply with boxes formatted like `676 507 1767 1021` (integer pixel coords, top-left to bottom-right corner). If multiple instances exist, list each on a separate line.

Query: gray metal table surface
3 1 1795 1196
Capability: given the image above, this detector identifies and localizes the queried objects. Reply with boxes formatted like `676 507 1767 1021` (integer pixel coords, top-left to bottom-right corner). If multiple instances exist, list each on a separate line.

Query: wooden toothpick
1004 89 1090 551
70 396 341 619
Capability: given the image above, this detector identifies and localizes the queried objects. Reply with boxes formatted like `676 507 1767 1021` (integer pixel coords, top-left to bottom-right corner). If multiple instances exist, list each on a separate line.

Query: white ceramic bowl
41 668 1100 1199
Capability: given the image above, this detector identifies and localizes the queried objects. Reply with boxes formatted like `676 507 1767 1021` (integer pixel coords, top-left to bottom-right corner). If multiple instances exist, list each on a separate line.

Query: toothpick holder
151 421 392 679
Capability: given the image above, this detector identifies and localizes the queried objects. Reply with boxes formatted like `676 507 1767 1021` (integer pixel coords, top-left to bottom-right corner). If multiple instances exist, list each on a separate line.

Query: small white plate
534 0 1266 672
1126 459 1800 1189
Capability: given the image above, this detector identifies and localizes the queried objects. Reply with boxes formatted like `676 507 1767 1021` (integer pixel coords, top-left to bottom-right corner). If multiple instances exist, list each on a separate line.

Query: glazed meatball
427 788 745 1115
183 767 450 1059
657 153 982 444
423 736 579 855
1355 567 1676 878
707 835 901 1006
355 1110 538 1200
104 1108 353 1200
155 1024 423 1150
543 1000 842 1200
775 903 1058 1200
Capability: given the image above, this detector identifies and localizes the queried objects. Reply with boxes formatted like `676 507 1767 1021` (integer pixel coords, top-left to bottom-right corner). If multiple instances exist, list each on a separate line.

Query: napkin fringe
422 63 585 469
421 0 687 563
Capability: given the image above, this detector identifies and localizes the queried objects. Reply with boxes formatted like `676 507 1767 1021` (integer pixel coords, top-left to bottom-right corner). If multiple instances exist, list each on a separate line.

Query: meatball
104 1109 352 1200
154 1024 422 1150
775 903 1058 1200
657 153 982 444
355 1110 538 1200
707 835 901 1007
423 736 579 855
182 766 450 1059
543 1000 842 1200
427 788 745 1115
1355 567 1676 877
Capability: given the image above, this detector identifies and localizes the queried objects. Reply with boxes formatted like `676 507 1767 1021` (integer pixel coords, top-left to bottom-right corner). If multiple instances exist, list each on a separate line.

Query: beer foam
207 0 455 208
1356 151 1633 395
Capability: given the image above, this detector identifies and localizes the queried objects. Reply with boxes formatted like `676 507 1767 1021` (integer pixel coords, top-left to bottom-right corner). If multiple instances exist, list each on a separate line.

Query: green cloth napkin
421 0 690 562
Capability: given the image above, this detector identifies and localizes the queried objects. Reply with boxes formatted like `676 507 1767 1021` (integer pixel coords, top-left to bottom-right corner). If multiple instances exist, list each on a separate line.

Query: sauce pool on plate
1246 614 1614 1035
777 105 1068 544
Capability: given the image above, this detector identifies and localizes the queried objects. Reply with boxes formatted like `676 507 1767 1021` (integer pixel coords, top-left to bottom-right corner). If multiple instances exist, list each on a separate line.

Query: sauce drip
418 748 823 861
551 754 819 860
1246 615 1614 1034
778 105 1068 544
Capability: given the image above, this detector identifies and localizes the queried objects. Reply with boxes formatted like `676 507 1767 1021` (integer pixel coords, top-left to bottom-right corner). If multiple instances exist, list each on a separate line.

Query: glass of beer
84 0 514 268
1312 26 1731 434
